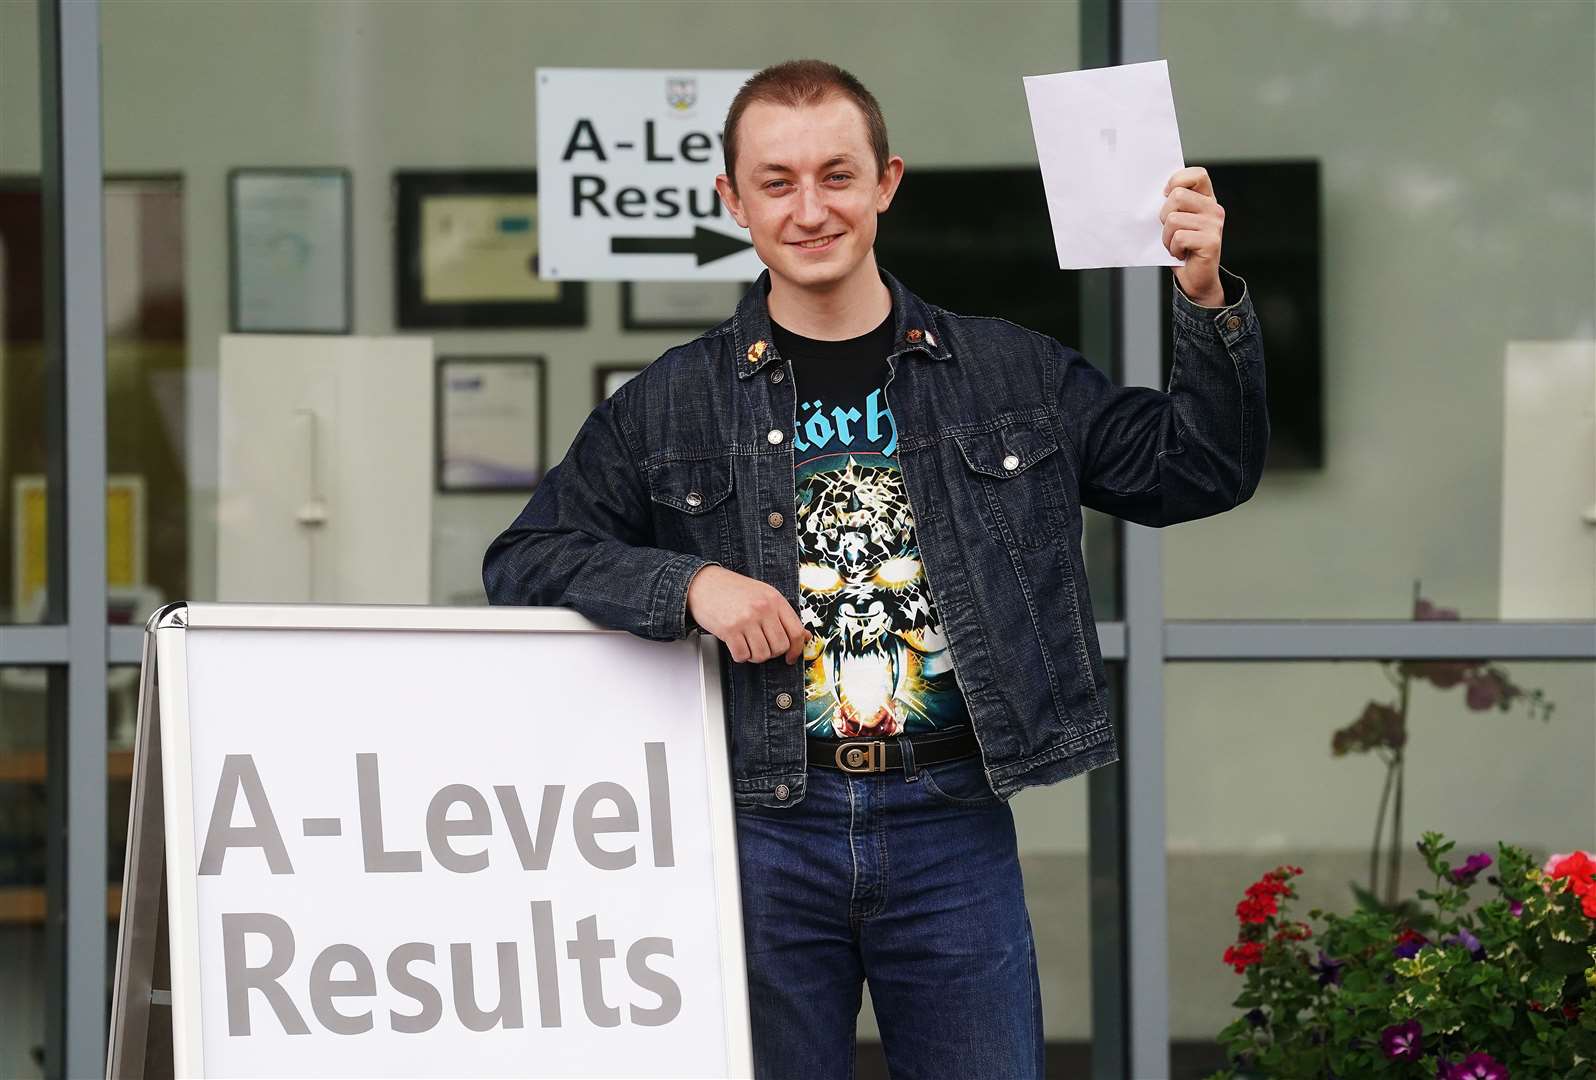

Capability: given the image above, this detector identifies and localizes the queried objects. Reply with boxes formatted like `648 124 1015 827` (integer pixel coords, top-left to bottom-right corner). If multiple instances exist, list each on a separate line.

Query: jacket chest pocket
953 419 1068 550
644 456 735 557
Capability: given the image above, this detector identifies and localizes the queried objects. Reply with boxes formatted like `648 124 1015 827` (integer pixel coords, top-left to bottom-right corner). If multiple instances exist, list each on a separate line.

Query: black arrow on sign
610 226 753 266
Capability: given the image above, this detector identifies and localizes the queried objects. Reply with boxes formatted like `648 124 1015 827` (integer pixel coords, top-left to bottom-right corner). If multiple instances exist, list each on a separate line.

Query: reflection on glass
1161 0 1596 620
1 0 47 625
0 667 54 1077
0 178 187 627
99 0 1100 611
1166 660 1595 1059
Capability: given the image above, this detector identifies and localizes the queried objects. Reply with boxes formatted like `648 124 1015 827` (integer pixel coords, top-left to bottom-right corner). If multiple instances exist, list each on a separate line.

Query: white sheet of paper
1023 59 1187 270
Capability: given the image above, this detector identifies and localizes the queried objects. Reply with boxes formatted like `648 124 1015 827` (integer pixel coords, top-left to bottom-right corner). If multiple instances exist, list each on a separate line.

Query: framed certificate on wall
436 355 547 493
396 170 586 328
229 167 352 334
621 281 745 331
594 363 648 405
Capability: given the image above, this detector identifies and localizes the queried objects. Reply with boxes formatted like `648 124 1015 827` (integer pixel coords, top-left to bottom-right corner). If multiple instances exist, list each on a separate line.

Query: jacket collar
731 264 952 380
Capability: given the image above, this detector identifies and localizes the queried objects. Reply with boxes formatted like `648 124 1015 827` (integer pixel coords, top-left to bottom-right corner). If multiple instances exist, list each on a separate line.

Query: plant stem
1386 752 1405 908
1369 760 1396 896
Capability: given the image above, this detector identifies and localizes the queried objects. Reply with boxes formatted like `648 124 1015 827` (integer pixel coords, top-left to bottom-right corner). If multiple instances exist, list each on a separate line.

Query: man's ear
875 155 906 214
714 174 749 229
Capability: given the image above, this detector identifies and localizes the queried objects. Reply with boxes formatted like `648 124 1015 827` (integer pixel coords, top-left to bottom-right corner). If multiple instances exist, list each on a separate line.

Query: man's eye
827 173 851 183
764 180 790 191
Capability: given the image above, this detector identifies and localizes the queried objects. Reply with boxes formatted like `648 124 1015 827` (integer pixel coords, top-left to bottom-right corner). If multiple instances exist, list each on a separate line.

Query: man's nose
793 183 828 229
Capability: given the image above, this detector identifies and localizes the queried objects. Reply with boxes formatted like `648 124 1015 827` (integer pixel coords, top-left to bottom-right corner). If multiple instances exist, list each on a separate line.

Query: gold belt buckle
835 740 887 774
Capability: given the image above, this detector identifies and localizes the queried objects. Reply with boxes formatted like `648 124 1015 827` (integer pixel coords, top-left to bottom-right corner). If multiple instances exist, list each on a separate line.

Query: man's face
716 96 904 292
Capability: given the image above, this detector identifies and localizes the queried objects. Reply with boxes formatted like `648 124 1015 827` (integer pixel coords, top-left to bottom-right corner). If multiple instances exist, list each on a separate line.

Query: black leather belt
808 728 980 774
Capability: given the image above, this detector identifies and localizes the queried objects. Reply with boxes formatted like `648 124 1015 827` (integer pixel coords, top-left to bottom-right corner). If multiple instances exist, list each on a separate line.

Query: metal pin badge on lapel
746 339 768 365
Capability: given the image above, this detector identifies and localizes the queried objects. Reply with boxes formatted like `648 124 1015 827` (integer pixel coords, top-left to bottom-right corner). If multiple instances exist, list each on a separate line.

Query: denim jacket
484 264 1267 808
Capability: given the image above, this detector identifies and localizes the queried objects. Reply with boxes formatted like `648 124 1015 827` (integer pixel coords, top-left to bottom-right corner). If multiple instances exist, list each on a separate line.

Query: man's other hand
1160 166 1226 307
687 565 811 665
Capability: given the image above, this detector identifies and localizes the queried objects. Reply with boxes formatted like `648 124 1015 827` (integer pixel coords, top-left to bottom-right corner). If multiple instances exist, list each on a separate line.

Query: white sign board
536 68 765 281
155 603 750 1077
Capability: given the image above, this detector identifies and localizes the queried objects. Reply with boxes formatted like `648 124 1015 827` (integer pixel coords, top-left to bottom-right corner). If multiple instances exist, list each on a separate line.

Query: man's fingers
1163 165 1213 197
1159 186 1214 222
778 606 809 665
758 618 790 664
744 621 781 664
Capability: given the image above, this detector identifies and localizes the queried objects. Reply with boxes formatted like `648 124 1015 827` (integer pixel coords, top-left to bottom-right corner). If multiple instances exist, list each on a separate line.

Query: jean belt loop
898 733 919 781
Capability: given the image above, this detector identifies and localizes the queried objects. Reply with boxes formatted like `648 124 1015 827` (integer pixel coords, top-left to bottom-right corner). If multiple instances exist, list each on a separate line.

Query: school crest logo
666 78 696 112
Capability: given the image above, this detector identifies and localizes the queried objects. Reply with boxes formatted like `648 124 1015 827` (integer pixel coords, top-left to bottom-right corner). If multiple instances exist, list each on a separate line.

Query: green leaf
1543 941 1592 975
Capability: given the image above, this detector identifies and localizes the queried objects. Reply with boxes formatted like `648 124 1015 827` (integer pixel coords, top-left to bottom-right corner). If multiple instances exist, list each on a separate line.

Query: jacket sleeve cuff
653 553 720 640
1171 264 1255 344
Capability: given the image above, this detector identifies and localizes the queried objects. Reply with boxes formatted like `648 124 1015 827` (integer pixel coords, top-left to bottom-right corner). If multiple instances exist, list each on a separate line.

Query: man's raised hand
1160 166 1226 307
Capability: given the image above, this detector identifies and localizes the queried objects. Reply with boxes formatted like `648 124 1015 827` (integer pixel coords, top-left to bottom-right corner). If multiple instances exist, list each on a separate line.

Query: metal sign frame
108 601 749 1079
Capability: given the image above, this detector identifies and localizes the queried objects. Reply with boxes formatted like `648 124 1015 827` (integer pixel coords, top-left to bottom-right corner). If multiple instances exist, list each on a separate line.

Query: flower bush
1205 833 1596 1079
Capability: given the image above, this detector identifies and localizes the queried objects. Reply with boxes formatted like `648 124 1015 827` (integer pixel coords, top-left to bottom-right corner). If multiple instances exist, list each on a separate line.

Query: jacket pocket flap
645 457 734 514
954 420 1060 479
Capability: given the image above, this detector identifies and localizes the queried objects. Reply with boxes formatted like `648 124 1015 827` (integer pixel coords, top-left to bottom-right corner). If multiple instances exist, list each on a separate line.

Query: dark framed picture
395 169 586 329
594 363 648 405
621 280 746 331
228 167 352 334
435 355 547 493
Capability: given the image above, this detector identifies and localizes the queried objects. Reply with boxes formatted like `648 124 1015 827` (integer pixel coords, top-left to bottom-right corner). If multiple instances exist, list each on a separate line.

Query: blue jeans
734 746 1044 1080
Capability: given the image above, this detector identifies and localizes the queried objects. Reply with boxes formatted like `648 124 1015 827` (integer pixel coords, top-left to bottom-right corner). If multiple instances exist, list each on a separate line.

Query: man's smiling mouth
790 234 841 249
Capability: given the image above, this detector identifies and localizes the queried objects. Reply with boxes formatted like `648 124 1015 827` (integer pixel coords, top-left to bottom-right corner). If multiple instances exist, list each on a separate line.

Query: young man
485 60 1267 1079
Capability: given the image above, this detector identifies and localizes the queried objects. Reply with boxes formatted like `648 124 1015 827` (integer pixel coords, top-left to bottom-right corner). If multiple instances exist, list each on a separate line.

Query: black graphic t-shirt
771 312 972 740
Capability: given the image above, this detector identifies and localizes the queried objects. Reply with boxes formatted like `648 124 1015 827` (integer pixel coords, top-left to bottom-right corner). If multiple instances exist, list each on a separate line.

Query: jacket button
685 491 703 508
1002 454 1020 471
774 783 790 800
767 511 784 528
775 691 793 709
767 428 784 445
770 368 784 383
1226 315 1242 331
906 328 923 342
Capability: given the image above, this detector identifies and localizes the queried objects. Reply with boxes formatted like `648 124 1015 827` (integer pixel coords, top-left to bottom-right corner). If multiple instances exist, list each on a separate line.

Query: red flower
1548 851 1596 887
1546 852 1596 916
1237 894 1278 924
1223 940 1265 974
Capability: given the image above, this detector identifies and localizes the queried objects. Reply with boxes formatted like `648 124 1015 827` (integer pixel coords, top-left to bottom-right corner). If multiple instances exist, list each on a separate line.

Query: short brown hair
722 59 890 191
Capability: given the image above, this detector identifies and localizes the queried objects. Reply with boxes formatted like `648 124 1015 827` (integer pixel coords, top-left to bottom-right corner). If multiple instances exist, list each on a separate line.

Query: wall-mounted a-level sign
536 68 764 282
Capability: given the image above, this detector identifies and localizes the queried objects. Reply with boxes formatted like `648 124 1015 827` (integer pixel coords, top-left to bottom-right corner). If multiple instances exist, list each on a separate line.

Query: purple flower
1244 1007 1267 1028
1450 852 1493 884
1443 926 1485 960
1381 1019 1424 1061
1445 1052 1509 1080
1393 929 1430 959
1309 949 1345 986
1509 899 1524 917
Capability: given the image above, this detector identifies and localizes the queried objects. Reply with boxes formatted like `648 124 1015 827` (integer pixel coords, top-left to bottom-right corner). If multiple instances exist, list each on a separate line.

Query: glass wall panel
1 0 50 626
0 666 56 1080
1161 0 1596 620
1165 659 1595 1068
96 0 1112 611
101 2 1098 1071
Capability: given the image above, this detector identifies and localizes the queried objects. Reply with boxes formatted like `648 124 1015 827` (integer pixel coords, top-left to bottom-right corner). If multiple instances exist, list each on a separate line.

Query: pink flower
1444 1051 1508 1079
